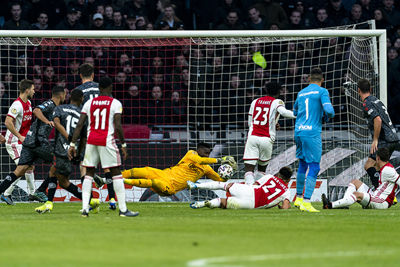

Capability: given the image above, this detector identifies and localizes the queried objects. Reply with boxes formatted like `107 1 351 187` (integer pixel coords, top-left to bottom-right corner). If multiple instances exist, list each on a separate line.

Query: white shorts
358 183 389 209
82 141 121 169
243 135 273 166
226 183 255 209
6 143 22 164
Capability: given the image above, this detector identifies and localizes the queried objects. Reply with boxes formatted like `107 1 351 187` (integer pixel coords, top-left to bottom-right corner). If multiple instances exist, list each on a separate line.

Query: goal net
0 22 386 203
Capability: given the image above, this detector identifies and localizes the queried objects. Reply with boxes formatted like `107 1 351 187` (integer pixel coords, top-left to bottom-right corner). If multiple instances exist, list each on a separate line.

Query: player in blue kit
293 68 335 212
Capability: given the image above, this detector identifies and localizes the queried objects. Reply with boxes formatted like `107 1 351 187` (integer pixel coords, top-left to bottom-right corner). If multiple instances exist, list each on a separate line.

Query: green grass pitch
1 202 400 267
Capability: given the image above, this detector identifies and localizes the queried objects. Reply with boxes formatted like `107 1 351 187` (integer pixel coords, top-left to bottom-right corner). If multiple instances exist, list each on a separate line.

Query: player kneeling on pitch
322 147 399 210
188 166 292 210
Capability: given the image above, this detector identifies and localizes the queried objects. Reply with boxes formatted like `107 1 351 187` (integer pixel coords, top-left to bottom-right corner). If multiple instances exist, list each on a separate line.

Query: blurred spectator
70 0 91 26
155 0 171 23
42 66 57 96
32 12 49 30
146 23 154 30
393 37 400 49
3 72 17 99
91 13 105 30
326 0 348 26
123 84 146 124
269 23 280 30
359 0 375 21
374 8 390 30
123 0 148 19
146 85 170 124
341 4 367 27
55 7 84 30
381 0 400 28
136 16 149 30
104 5 114 26
156 5 184 30
255 0 289 29
66 59 81 89
32 77 45 103
312 8 334 28
169 91 186 124
388 47 398 67
247 6 268 30
95 4 104 15
126 16 137 30
3 2 31 30
289 10 304 29
84 56 95 66
387 37 392 48
293 1 314 28
106 9 126 30
214 0 242 27
217 10 245 30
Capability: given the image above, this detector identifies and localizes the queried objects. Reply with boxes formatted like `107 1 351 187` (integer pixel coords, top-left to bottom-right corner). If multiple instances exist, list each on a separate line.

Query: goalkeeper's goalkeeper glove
218 156 237 171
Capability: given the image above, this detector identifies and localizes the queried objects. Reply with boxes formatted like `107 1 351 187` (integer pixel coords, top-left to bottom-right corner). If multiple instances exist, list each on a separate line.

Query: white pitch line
187 250 397 267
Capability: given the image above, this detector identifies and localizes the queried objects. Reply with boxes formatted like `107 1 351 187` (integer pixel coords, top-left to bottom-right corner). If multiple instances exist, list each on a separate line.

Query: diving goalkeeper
122 143 237 196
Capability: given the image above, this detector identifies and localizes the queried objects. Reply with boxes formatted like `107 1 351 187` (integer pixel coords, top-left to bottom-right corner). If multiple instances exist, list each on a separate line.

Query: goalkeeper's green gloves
217 156 237 171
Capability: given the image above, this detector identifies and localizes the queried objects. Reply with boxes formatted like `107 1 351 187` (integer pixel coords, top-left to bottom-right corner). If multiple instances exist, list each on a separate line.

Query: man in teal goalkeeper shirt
293 68 335 212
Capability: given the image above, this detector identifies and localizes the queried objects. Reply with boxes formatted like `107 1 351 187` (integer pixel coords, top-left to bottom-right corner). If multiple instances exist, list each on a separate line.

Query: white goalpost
0 26 386 202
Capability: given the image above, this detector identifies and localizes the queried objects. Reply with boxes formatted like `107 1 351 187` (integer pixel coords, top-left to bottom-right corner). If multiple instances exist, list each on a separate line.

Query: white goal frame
0 29 387 105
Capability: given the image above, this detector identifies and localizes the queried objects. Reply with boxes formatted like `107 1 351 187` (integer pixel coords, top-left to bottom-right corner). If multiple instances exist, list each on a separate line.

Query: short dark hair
79 63 94 78
19 79 34 93
70 89 83 102
265 82 282 97
376 147 391 162
310 68 323 82
52 86 65 96
278 166 293 182
197 142 211 150
99 76 112 90
357 78 371 93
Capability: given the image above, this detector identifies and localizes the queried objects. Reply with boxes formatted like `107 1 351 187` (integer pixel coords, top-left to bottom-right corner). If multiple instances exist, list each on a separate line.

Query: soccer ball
218 164 234 181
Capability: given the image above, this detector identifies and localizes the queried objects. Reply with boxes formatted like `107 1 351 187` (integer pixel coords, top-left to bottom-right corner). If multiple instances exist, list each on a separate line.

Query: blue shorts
295 135 322 163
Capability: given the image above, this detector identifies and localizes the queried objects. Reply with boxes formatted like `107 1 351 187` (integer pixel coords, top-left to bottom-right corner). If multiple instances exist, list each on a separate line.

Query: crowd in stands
0 0 400 126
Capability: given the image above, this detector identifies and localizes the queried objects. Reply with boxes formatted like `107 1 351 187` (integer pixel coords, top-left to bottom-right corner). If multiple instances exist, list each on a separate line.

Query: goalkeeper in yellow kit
122 143 237 196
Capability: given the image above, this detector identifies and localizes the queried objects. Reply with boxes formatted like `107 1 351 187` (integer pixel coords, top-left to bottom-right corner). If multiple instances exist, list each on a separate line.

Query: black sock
37 176 50 193
105 172 115 199
66 183 82 200
47 177 58 202
366 167 380 189
0 173 18 194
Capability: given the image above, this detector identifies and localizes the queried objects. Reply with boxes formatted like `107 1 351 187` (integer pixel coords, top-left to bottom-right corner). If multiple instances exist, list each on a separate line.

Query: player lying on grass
322 147 399 210
188 166 292 209
121 143 237 196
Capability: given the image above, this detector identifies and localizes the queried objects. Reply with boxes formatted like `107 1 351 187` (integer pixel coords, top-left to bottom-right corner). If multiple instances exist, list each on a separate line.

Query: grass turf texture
1 202 399 267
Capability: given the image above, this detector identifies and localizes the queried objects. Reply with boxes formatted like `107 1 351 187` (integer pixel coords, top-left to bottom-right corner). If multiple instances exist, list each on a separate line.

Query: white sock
4 178 20 196
208 198 221 208
254 170 266 180
82 176 93 212
25 171 35 195
344 183 357 197
113 175 127 212
332 193 357 208
196 181 226 190
244 171 255 184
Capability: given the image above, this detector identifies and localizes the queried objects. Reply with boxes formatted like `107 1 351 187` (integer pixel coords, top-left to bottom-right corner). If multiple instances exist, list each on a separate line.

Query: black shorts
18 144 54 166
55 156 72 177
369 141 400 160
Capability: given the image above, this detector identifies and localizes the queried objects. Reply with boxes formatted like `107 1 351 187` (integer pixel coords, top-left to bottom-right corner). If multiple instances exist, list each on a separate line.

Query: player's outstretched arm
277 105 296 119
33 107 54 127
217 156 237 171
205 168 224 182
321 90 335 118
114 113 127 160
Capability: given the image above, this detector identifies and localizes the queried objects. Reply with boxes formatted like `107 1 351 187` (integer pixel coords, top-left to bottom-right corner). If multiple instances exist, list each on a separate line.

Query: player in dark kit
75 63 117 210
358 78 400 189
35 90 100 213
0 86 66 197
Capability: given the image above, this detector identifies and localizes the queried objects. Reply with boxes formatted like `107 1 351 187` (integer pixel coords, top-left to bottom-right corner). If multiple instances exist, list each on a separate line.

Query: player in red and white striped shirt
188 166 292 210
68 77 138 217
1 79 40 204
243 82 295 184
323 147 400 209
